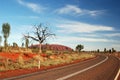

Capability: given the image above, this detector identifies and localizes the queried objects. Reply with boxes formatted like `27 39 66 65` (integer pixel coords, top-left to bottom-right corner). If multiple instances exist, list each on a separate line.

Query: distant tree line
103 48 116 53
94 48 116 53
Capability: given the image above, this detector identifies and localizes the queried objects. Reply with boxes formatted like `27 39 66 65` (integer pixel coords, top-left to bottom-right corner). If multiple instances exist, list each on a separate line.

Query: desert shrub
51 59 61 65
63 51 71 54
13 42 18 48
70 54 79 60
7 62 19 70
41 58 61 66
18 55 24 65
0 47 3 52
0 62 3 66
78 53 95 60
22 60 37 69
0 59 5 71
45 50 53 55
42 49 46 53
41 59 51 66
33 55 44 62
31 48 39 53
0 66 6 71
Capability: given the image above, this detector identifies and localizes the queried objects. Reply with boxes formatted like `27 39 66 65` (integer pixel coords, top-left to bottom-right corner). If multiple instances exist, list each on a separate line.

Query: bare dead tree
24 23 55 53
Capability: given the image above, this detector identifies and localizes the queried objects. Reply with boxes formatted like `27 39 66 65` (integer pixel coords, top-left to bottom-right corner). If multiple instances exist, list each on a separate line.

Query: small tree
104 48 107 53
76 44 84 53
97 49 100 53
112 48 116 53
25 37 29 49
109 49 112 53
2 23 11 48
21 43 24 48
13 42 18 48
24 24 55 53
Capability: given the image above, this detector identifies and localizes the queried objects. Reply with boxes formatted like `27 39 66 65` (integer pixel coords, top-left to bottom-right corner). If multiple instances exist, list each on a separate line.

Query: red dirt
0 52 96 79
0 52 46 61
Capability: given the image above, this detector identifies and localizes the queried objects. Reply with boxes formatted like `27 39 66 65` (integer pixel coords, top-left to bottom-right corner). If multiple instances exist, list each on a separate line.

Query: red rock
30 44 73 52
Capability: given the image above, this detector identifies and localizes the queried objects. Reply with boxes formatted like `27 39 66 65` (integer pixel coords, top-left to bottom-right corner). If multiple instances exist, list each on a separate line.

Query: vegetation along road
4 55 120 80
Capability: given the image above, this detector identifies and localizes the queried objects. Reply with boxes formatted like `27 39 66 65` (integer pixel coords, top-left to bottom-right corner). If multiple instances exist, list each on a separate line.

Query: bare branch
23 23 55 53
25 35 39 42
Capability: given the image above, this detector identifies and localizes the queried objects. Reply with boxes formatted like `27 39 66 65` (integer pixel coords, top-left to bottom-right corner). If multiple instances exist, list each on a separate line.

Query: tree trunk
38 60 40 69
38 43 42 69
4 38 7 49
39 43 42 53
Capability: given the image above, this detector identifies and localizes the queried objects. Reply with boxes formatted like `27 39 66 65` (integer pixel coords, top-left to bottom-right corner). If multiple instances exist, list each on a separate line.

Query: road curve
4 55 120 80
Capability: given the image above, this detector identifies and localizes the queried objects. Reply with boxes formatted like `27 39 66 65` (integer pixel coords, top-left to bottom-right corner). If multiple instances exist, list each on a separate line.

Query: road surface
4 55 120 80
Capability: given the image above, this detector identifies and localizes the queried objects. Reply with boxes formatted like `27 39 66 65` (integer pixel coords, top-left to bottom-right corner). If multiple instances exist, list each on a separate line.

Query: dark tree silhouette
76 44 84 53
97 49 100 53
25 37 29 49
112 48 116 53
104 48 107 53
109 49 112 53
2 23 11 48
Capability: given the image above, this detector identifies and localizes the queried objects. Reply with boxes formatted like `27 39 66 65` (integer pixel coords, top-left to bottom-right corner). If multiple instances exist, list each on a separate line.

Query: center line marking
56 56 108 80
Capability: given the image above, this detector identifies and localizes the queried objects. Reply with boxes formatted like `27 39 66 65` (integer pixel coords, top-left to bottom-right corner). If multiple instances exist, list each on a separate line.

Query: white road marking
114 69 120 80
114 57 120 80
56 56 108 80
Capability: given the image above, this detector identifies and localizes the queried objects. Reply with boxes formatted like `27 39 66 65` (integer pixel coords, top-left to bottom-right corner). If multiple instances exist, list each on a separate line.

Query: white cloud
17 0 45 13
105 33 120 37
86 10 105 16
55 4 105 16
48 36 116 47
56 5 82 14
56 36 115 42
56 20 114 33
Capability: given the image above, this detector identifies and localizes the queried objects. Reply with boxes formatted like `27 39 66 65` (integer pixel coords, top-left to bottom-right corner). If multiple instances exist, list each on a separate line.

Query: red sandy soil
0 52 37 61
0 52 95 79
0 52 47 61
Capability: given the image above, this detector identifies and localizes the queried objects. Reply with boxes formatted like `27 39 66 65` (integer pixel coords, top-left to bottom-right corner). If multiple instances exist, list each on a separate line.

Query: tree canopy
2 23 11 48
76 44 84 53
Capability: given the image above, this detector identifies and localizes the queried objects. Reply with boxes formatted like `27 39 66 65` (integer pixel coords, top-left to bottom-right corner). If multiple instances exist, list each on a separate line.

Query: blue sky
0 0 120 51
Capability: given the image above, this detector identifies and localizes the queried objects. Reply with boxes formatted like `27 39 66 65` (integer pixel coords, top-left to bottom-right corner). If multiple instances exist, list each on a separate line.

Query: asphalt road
4 55 120 80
